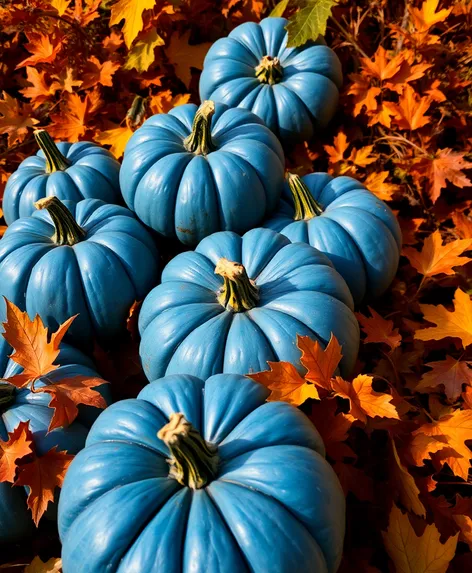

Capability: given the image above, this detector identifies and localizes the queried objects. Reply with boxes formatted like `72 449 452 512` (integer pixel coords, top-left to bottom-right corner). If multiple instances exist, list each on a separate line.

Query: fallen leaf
409 0 452 34
48 92 97 141
403 230 472 277
16 33 63 68
356 307 402 352
124 27 165 73
80 56 119 90
94 125 133 159
50 68 83 94
325 132 350 165
310 399 355 460
1 299 76 388
0 420 33 483
390 439 426 517
49 0 71 16
347 75 380 116
415 288 472 348
14 447 74 526
333 461 374 501
362 46 405 82
0 91 39 145
109 0 156 48
149 90 191 114
25 556 63 573
20 67 56 108
298 333 342 391
364 171 400 201
166 31 211 88
384 85 430 130
416 357 472 400
383 504 458 573
452 212 472 239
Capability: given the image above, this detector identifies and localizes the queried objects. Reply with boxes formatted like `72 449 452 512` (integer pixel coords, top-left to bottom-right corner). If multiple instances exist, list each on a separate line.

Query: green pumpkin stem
287 173 324 220
34 196 86 246
215 258 259 312
255 55 283 85
158 413 218 489
184 100 216 156
0 384 15 409
34 130 72 174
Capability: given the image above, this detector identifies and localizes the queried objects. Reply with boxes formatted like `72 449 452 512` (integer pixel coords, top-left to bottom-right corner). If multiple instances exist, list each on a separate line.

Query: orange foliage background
1 0 472 571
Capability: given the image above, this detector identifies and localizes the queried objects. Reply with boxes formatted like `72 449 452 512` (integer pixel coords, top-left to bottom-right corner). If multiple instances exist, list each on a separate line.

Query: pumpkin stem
214 258 259 312
0 384 15 409
287 173 324 220
184 100 216 156
34 130 72 174
158 413 218 489
34 196 86 246
255 55 283 85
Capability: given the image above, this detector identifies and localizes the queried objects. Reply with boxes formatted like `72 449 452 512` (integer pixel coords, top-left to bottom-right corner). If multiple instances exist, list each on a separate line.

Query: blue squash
139 227 359 381
264 173 402 303
199 17 343 144
0 343 110 544
0 197 159 352
120 100 285 246
3 130 121 225
58 373 345 573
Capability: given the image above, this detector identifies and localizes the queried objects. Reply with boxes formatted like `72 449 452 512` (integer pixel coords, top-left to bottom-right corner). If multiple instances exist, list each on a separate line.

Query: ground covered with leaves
0 0 472 571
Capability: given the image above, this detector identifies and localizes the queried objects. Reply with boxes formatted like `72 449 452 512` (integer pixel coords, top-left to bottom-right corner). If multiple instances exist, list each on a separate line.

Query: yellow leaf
25 556 62 573
383 504 458 573
94 125 134 159
49 0 71 16
364 171 400 201
166 31 211 88
109 0 156 48
124 27 165 73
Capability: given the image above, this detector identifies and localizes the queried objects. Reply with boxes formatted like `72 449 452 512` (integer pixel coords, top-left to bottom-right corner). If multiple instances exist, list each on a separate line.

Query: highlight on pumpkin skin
183 100 216 156
287 172 324 220
33 129 72 174
34 196 86 247
158 412 219 490
214 257 259 312
255 55 284 85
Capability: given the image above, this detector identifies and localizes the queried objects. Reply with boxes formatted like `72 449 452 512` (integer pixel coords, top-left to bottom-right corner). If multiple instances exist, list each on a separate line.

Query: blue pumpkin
58 373 345 573
3 130 121 225
139 227 359 381
199 17 343 144
120 100 285 246
0 197 159 352
0 343 110 544
264 173 402 303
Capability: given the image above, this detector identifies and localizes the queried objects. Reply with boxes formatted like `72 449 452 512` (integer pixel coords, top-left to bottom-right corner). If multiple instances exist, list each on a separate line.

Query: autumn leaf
331 374 400 423
348 145 377 168
452 212 472 239
415 357 472 400
0 91 39 146
1 299 76 388
361 46 405 82
248 361 319 405
15 447 74 526
81 56 120 89
404 230 472 278
298 333 342 391
124 27 165 73
347 75 380 116
109 0 156 48
149 91 191 115
310 399 355 461
25 556 63 573
126 300 142 341
415 288 472 348
269 0 289 18
48 92 97 141
383 504 458 573
166 31 211 88
384 85 430 130
50 68 83 94
16 34 63 68
0 420 33 483
94 125 134 159
20 67 56 108
412 149 472 203
49 0 71 16
333 461 374 501
409 0 452 35
356 307 402 352
364 171 400 201
285 0 336 48
390 439 426 517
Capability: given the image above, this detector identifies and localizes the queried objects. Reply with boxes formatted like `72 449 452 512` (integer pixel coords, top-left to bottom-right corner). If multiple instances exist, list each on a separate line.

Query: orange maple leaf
409 0 452 34
0 91 39 146
356 307 402 352
403 230 472 278
0 420 33 483
361 46 405 82
347 75 380 116
15 446 73 525
415 356 472 400
20 67 56 109
48 92 98 141
349 145 377 168
81 56 120 89
41 376 108 432
248 361 319 406
325 131 349 165
94 125 134 159
331 374 400 423
452 212 472 240
1 299 76 388
384 85 430 130
390 439 426 517
415 288 472 348
149 90 191 115
16 33 63 68
367 103 396 128
72 0 101 27
412 148 472 203
364 171 400 201
50 68 83 94
310 399 354 461
298 333 342 391
166 31 212 88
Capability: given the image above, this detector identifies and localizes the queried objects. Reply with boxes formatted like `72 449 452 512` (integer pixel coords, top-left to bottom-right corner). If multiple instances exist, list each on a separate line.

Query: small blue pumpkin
139 227 359 381
199 17 343 144
3 130 121 225
58 373 345 573
264 173 402 303
0 197 159 350
120 101 285 246
0 343 110 544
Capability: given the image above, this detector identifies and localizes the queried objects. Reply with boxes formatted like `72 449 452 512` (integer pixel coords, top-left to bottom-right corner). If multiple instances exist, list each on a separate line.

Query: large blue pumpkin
0 197 159 351
139 227 359 381
0 343 109 544
120 101 285 246
3 130 121 225
199 17 343 144
58 373 345 573
264 173 402 303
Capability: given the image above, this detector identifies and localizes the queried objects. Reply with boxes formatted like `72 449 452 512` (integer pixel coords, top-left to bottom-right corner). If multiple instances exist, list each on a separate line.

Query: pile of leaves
0 0 471 571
